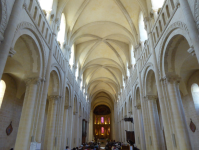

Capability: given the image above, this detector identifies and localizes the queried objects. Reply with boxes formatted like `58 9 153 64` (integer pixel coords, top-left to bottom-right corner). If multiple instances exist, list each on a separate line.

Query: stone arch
48 67 61 96
11 22 47 77
142 63 154 95
73 95 78 114
143 65 157 96
0 0 7 41
158 21 192 77
134 85 141 106
159 22 199 149
128 96 133 115
194 0 199 32
65 86 70 108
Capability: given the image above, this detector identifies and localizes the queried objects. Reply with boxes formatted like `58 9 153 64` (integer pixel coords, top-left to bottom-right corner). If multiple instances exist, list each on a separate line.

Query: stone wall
0 74 24 149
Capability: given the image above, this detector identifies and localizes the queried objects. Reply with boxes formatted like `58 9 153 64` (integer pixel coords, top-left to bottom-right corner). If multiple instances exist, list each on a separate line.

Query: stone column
79 114 82 145
15 77 42 150
67 106 73 148
144 16 173 149
44 95 60 150
146 95 162 150
136 104 146 150
62 106 69 149
0 0 24 80
165 73 191 149
179 0 199 62
133 106 139 148
35 25 57 143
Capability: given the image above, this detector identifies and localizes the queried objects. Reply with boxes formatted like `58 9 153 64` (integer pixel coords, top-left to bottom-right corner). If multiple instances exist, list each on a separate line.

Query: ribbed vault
59 0 148 102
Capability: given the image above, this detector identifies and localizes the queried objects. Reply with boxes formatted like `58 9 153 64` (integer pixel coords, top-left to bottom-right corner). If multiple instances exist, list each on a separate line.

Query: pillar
165 73 191 149
67 106 73 148
179 0 199 62
144 16 173 149
44 95 60 150
0 0 24 80
62 106 69 149
15 77 42 150
136 104 146 150
35 28 57 143
146 95 163 150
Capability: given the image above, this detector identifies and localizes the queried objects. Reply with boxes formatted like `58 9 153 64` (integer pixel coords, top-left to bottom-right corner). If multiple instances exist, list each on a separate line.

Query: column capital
135 103 141 109
64 105 69 109
48 95 61 102
23 3 27 9
128 65 132 69
25 77 43 86
187 46 196 56
144 95 158 101
63 44 71 51
73 65 77 70
135 43 142 51
165 73 181 83
144 17 150 23
9 48 16 57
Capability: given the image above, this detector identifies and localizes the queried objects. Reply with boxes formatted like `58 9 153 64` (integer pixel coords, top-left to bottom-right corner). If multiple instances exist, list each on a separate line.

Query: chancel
0 0 199 150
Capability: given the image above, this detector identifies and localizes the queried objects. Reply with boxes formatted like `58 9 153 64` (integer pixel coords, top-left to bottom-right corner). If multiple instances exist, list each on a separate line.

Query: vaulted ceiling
60 0 149 102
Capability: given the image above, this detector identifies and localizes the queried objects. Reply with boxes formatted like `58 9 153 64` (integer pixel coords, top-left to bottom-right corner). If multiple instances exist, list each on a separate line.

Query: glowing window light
57 14 66 44
191 83 199 115
101 127 104 134
139 12 148 42
38 0 53 11
0 80 6 109
69 45 74 69
151 0 165 10
101 117 104 124
108 118 110 124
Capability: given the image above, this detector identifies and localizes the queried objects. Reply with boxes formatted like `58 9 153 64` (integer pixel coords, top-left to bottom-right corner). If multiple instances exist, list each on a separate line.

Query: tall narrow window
139 12 148 42
38 0 53 11
151 0 165 10
70 45 74 69
101 127 104 134
0 80 6 109
76 63 79 81
108 118 110 124
191 83 199 115
57 13 66 46
101 117 104 124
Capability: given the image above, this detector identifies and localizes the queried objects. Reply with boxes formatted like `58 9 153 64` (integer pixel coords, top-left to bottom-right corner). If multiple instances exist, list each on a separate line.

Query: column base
30 142 41 150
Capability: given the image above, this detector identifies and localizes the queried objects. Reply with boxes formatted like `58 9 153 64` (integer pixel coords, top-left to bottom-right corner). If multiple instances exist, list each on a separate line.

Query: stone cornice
48 95 62 101
144 95 158 101
25 77 43 86
165 73 181 83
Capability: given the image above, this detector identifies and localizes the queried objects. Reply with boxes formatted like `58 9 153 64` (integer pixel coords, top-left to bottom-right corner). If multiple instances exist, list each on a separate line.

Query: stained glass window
101 117 104 123
108 118 110 124
101 127 104 134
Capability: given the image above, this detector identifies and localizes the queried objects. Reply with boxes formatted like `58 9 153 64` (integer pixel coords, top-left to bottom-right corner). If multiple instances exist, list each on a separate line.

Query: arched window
127 63 130 77
75 63 79 80
123 75 126 88
191 83 199 115
57 13 66 46
139 12 148 43
0 80 6 109
131 45 136 69
69 45 74 69
80 75 83 90
38 0 53 11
